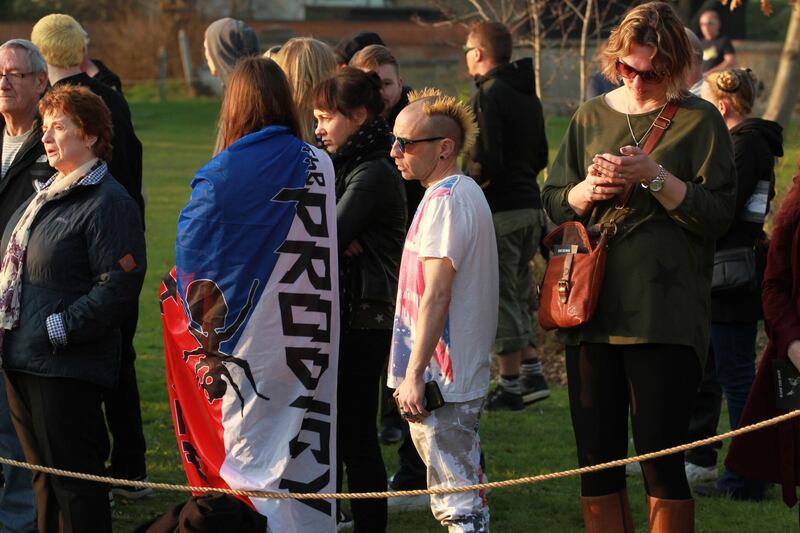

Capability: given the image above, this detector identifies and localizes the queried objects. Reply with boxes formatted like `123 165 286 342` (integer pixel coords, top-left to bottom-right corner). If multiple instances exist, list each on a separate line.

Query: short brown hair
215 57 301 155
704 68 757 116
311 67 384 120
601 2 693 102
39 84 113 162
349 44 399 75
468 22 512 65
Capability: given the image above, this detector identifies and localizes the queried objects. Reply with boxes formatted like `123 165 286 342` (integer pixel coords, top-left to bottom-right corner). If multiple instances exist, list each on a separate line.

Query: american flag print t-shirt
388 174 499 403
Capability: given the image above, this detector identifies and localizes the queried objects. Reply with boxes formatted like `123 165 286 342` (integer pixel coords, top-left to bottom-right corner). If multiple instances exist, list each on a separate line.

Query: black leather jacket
334 141 406 324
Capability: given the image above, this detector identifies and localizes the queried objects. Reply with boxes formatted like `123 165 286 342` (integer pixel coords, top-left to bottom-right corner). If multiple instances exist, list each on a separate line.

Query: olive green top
542 95 736 366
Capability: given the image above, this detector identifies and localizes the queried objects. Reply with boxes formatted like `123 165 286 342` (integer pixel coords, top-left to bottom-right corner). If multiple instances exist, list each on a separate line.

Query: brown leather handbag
538 221 612 330
538 102 679 330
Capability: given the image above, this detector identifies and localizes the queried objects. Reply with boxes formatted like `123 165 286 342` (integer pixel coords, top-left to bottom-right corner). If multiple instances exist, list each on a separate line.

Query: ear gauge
439 155 445 159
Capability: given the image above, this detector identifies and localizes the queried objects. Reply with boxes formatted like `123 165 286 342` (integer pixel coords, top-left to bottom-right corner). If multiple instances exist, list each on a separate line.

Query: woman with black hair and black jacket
312 67 406 532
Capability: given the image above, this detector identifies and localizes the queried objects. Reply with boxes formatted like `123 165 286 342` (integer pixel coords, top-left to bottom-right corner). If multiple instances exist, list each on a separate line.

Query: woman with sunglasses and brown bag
542 3 736 531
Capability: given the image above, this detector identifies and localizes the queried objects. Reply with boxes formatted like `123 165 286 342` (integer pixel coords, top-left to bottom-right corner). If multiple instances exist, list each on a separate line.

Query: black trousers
104 309 147 479
337 328 389 532
4 371 111 533
566 343 701 500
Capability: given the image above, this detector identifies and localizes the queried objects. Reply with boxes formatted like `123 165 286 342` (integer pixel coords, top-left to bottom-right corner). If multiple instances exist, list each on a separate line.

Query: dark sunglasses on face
390 133 445 153
615 59 663 84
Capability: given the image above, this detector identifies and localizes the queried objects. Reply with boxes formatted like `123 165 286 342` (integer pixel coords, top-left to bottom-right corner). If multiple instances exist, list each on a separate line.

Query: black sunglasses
390 134 446 153
615 59 663 84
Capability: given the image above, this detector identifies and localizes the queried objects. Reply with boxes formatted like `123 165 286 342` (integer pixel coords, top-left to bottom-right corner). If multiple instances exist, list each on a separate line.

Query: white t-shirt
388 174 499 402
1 127 30 179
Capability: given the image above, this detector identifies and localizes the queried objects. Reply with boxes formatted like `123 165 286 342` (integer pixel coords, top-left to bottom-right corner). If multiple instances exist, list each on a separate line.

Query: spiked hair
407 87 478 155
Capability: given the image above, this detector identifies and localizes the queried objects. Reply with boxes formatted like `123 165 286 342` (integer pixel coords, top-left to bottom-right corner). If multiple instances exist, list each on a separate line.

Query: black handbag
711 246 757 295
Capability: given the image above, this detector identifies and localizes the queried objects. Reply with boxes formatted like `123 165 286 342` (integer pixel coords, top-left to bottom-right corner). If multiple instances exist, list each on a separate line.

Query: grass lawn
112 99 800 532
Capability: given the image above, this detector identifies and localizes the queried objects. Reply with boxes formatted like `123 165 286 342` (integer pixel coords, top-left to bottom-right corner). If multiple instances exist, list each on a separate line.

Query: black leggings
566 343 701 500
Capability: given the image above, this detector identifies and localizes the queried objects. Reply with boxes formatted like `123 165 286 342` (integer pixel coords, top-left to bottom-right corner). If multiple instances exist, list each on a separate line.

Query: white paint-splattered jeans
408 397 489 533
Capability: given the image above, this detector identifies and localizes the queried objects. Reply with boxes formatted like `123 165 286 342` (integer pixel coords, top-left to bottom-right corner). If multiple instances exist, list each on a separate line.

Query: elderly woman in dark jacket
0 85 146 533
313 67 406 533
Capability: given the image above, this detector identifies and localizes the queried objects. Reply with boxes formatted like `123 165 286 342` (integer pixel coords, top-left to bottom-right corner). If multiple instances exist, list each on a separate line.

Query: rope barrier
1 409 796 501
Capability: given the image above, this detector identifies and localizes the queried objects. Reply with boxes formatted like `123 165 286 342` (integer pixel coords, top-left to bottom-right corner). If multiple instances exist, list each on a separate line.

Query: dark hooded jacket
712 118 783 323
466 57 547 213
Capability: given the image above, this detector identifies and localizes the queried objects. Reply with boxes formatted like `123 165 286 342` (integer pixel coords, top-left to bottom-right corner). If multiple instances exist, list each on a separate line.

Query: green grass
112 99 800 531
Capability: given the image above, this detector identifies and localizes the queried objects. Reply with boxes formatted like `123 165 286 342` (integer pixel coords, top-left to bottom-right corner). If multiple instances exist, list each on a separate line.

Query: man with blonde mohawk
389 88 498 533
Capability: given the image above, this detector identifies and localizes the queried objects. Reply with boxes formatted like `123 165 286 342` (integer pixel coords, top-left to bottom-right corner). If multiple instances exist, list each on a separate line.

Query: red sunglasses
615 59 663 84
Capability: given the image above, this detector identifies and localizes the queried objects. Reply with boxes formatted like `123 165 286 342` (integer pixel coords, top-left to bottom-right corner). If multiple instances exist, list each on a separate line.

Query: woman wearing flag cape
155 58 339 533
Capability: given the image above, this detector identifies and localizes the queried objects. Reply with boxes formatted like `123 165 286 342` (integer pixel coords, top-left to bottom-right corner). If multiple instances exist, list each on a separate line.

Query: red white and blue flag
160 126 338 532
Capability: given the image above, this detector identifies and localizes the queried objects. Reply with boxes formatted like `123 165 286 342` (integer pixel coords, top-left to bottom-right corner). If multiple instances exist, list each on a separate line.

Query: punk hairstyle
468 21 513 65
407 87 478 155
311 67 384 119
39 84 113 162
214 57 301 155
601 2 694 102
704 68 758 117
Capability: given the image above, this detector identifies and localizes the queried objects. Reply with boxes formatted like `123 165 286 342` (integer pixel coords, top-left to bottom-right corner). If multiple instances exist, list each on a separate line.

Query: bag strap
613 101 680 212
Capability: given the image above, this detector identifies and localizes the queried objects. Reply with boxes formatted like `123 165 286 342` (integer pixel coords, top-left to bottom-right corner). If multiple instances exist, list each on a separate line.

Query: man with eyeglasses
0 38 50 533
463 21 550 412
390 89 497 533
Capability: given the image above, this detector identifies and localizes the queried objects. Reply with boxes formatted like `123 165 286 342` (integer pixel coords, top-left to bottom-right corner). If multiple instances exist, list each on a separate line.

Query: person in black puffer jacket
687 68 783 501
312 67 406 533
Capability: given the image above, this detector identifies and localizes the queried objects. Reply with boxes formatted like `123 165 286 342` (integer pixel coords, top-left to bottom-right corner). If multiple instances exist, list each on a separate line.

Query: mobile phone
423 380 445 411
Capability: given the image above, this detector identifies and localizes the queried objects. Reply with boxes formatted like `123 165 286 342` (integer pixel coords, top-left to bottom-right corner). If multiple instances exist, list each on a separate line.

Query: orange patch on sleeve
119 254 137 272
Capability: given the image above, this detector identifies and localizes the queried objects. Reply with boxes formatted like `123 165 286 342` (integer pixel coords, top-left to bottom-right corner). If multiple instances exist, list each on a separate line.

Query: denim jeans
0 373 36 533
709 322 766 498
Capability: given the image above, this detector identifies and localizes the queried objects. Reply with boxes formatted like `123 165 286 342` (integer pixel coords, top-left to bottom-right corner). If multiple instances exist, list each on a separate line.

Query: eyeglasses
0 71 33 83
615 60 663 84
462 45 477 55
390 134 446 153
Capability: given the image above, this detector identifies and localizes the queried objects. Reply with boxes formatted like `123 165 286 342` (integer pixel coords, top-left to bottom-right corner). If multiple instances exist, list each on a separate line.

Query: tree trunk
763 4 800 129
527 0 543 99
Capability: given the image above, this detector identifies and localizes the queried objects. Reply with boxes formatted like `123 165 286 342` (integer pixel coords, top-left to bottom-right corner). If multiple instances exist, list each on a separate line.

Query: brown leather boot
646 496 694 533
581 489 635 533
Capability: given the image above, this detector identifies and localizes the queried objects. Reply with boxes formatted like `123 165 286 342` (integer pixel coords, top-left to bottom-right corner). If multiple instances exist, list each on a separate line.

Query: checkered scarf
0 158 104 331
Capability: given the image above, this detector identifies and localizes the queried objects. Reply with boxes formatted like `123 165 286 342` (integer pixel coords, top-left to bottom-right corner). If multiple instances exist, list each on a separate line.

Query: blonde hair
274 38 337 143
31 14 85 68
601 2 693 102
704 68 757 117
408 88 478 155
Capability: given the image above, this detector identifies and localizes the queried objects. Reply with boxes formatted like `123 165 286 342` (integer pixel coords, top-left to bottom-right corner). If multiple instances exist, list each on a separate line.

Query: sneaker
336 508 354 530
693 482 764 501
625 461 642 477
520 374 551 405
484 385 524 411
111 477 153 499
684 462 718 483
